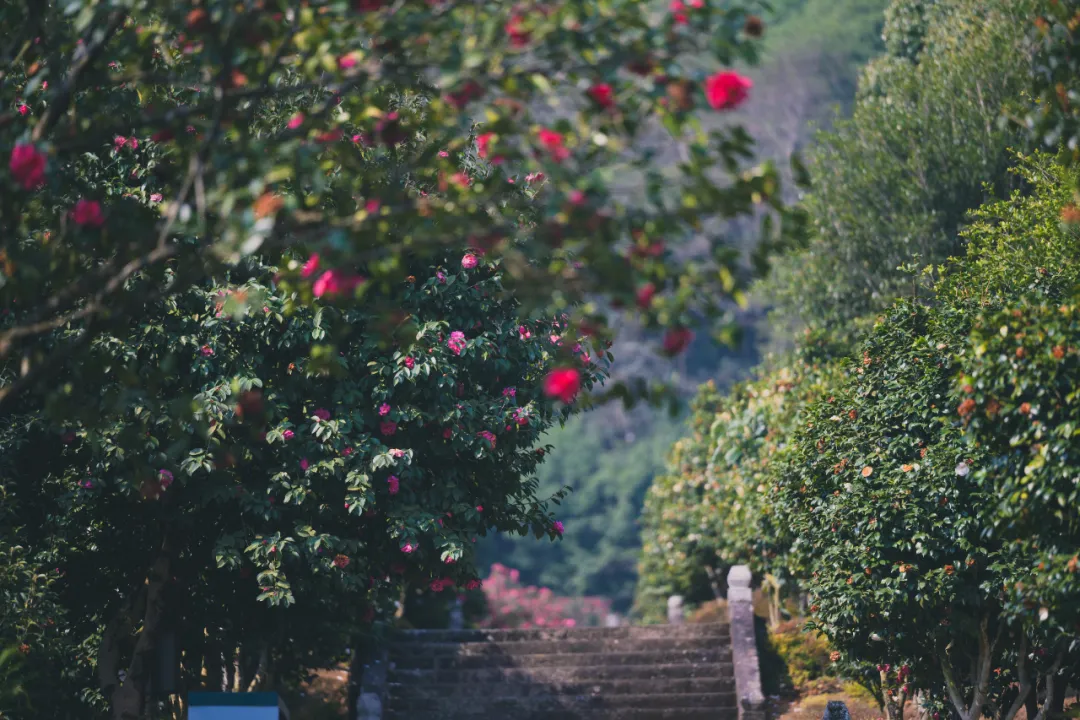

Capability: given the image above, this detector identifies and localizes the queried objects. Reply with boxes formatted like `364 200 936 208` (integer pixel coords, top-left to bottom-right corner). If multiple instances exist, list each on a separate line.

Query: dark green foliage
763 0 1039 331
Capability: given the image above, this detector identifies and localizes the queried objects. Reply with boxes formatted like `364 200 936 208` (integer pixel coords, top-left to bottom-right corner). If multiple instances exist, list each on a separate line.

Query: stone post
667 595 684 625
355 645 388 720
726 565 766 720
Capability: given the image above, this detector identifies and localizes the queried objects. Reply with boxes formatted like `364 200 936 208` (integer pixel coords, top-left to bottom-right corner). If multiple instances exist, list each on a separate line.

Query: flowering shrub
0 257 606 716
0 0 801 420
477 563 612 629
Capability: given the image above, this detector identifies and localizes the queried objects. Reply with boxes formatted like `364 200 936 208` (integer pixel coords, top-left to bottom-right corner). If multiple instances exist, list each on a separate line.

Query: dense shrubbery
477 563 612 629
638 0 1080 714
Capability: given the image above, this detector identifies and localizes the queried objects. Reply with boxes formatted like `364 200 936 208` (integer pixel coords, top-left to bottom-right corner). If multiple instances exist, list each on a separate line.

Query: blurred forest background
477 0 892 612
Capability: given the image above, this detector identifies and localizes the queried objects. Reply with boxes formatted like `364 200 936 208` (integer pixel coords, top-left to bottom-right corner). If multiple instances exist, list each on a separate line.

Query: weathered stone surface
387 676 735 699
389 636 722 659
386 710 738 720
391 623 729 644
389 661 734 685
382 620 743 719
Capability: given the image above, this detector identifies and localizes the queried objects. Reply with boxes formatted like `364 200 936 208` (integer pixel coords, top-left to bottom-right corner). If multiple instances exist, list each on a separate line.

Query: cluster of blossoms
476 563 611 629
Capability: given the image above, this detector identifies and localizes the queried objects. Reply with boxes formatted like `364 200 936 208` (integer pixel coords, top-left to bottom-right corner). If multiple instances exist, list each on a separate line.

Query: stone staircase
355 565 765 720
383 622 736 719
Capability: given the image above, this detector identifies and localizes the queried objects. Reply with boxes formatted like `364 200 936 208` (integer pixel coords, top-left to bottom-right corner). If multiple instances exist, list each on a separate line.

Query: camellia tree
0 0 803 418
0 253 607 717
773 156 1080 720
634 331 845 624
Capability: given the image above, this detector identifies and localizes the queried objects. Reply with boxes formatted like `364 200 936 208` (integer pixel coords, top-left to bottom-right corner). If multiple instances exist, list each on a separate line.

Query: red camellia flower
333 554 351 569
461 253 478 269
9 143 46 190
662 327 694 355
380 420 397 436
387 475 400 495
506 15 530 47
476 132 495 160
537 128 570 163
636 282 656 308
544 368 581 404
704 71 752 110
313 269 364 298
287 113 304 129
587 83 615 110
71 199 105 228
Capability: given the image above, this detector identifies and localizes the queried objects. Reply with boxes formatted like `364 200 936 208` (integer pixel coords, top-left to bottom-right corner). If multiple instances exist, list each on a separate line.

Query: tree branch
32 9 128 142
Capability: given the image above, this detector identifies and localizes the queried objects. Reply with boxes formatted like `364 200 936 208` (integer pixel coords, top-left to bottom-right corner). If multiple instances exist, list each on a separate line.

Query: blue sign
188 693 288 720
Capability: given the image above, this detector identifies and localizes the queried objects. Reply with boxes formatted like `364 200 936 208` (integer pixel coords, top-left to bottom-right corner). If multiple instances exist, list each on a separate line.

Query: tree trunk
111 545 171 720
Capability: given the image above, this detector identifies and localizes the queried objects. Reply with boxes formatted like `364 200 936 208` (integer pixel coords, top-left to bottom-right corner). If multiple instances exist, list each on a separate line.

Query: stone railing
726 564 767 720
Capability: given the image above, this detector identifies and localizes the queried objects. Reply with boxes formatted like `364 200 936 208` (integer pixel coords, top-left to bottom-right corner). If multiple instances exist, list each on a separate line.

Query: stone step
386 691 736 715
389 636 724 660
391 648 730 671
390 623 729 644
388 661 734 685
387 675 735 699
385 710 738 720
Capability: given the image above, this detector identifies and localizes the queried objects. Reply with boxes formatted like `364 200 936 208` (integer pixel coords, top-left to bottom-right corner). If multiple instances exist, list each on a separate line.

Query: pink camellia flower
445 557 456 564
553 520 565 535
126 137 139 150
158 469 174 490
466 579 482 590
436 271 447 284
387 475 400 495
114 135 127 148
300 458 310 470
447 330 467 355
313 269 364 298
404 356 415 369
587 83 615 109
478 430 496 447
430 578 448 592
704 71 752 111
568 189 586 206
80 479 94 489
564 618 577 628
502 387 516 397
313 408 331 421
380 421 397 436
379 403 391 416
537 128 570 163
476 132 494 159
443 427 453 439
525 172 545 184
301 253 320 278
10 144 46 190
338 53 358 69
200 344 214 356
544 368 581 403
662 327 694 356
518 325 531 340
402 543 416 554
71 199 105 227
438 150 450 158
461 253 478 270
150 193 163 203
343 447 353 456
282 429 295 440
17 104 29 116
287 113 304 129
476 505 483 512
